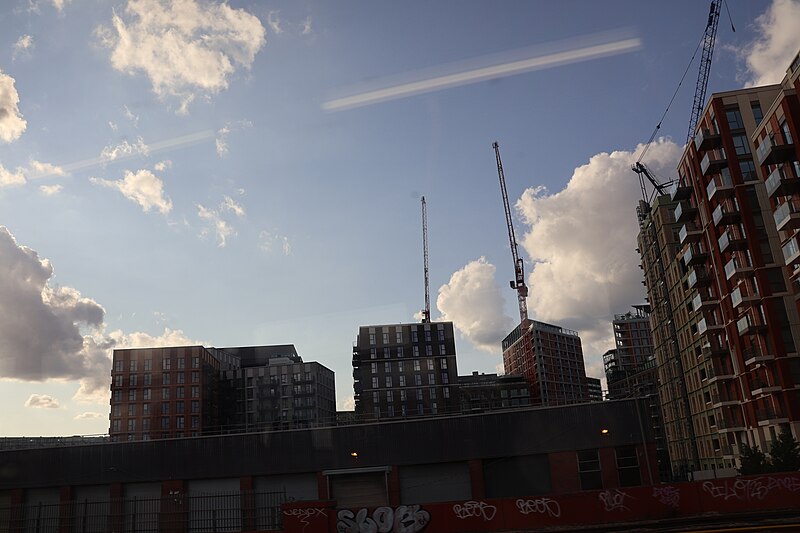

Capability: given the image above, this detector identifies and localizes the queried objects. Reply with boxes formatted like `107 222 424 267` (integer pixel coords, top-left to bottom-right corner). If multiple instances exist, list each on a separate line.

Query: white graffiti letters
452 500 497 521
284 508 327 532
702 475 800 503
599 489 631 512
516 498 561 518
652 486 680 508
336 505 430 533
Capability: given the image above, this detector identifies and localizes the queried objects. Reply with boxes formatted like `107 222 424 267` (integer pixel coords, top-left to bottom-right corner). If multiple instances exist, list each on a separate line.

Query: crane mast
493 142 529 325
686 0 722 144
421 196 431 323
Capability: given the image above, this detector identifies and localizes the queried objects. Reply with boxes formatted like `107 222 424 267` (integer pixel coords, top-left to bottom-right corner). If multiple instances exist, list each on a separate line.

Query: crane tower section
686 0 722 144
493 142 529 325
421 196 431 323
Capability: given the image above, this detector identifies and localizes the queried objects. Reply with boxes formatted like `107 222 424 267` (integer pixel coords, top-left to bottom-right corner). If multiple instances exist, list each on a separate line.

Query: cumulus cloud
0 164 26 187
437 257 514 353
13 35 34 59
52 0 71 11
301 16 312 36
28 159 66 178
738 0 800 86
515 138 682 358
197 195 245 247
0 69 27 142
74 411 104 420
25 394 61 408
90 169 172 214
39 184 63 196
100 137 149 161
266 11 282 35
154 159 171 171
258 230 291 255
97 0 266 112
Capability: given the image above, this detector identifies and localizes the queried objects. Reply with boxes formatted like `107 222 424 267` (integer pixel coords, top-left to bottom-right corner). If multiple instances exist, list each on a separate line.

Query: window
112 420 121 432
429 388 437 399
382 332 389 344
400 390 407 401
413 346 419 357
176 387 185 399
127 419 136 431
114 375 123 387
427 359 434 370
191 416 199 428
143 388 151 400
177 358 185 369
374 406 381 418
431 402 438 414
751 101 763 124
113 390 122 402
726 107 744 129
439 344 446 355
396 331 403 343
129 375 137 386
112 404 121 417
143 403 150 415
397 361 404 372
781 120 793 144
616 446 641 487
373 393 380 404
162 402 170 415
386 390 393 402
144 359 152 371
383 347 390 358
740 159 756 181
426 345 433 356
443 387 450 399
192 357 200 368
191 400 200 413
372 377 379 388
162 372 171 385
440 359 448 369
388 405 395 417
177 417 185 429
438 329 444 341
578 449 603 490
370 348 376 359
191 371 200 383
442 373 450 384
371 362 377 374
413 360 420 371
114 360 123 372
144 373 152 386
424 330 431 342
385 376 393 387
384 362 391 373
176 402 184 414
399 376 406 387
161 417 170 429
411 331 418 343
162 388 170 400
128 404 136 416
128 390 136 401
732 134 750 155
415 375 422 386
143 419 150 430
428 373 435 385
416 389 423 400
177 373 185 385
130 360 138 372
163 358 171 370
369 333 376 345
397 347 403 357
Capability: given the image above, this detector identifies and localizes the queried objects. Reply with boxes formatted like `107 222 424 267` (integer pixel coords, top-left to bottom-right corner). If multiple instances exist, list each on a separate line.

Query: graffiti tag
516 498 561 518
284 508 327 532
452 500 497 521
702 475 800 503
652 486 680 508
599 489 631 512
337 506 430 533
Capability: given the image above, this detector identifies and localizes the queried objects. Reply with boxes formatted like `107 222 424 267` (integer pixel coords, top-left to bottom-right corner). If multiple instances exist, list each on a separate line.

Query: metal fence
0 490 286 533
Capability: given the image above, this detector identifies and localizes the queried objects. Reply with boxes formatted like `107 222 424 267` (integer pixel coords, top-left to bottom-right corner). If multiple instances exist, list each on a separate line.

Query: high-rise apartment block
603 305 656 399
502 320 589 406
109 344 335 441
352 322 460 418
638 50 800 479
586 377 603 402
458 371 532 411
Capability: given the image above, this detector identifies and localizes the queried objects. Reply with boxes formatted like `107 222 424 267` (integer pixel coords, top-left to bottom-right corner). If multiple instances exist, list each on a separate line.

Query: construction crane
631 162 674 204
492 142 529 325
420 196 431 323
687 0 724 144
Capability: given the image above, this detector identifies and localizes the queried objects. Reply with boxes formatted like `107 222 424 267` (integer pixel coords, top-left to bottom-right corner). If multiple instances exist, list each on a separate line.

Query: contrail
323 32 641 111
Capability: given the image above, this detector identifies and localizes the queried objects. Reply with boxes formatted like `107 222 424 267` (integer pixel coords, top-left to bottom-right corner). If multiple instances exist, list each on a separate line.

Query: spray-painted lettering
452 500 497 521
702 475 800 503
599 489 631 512
336 505 430 533
516 498 561 518
652 486 680 508
284 508 327 532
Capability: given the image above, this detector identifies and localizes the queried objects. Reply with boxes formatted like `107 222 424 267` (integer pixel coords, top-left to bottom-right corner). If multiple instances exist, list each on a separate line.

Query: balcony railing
712 199 740 226
711 391 739 406
756 133 795 166
719 228 747 253
774 200 800 232
674 201 698 223
679 222 703 244
702 149 728 176
670 180 692 201
707 363 736 383
743 345 775 366
724 252 753 281
782 236 800 266
695 127 721 151
684 243 708 266
731 281 759 308
688 267 711 289
737 313 767 336
717 415 745 431
692 291 718 312
756 407 788 422
765 165 800 198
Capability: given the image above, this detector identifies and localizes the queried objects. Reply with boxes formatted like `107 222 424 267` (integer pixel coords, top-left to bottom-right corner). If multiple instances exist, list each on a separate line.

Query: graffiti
284 508 327 532
599 489 631 512
337 505 430 533
652 486 680 508
452 500 497 521
702 475 800 503
516 498 561 518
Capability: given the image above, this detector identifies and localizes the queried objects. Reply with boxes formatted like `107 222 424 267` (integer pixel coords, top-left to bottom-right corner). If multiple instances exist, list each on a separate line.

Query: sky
1 0 799 436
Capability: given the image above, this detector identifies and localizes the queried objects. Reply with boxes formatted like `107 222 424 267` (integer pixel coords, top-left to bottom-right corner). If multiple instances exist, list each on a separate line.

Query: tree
738 443 770 475
769 428 800 473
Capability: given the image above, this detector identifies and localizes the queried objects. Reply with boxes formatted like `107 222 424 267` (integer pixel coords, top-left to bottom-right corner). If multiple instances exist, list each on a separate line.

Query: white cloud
301 16 312 36
515 138 682 359
436 257 514 353
28 159 66 178
0 164 26 187
98 0 266 112
197 203 235 247
52 0 71 12
90 169 172 214
100 137 149 161
123 104 139 127
108 121 118 131
222 195 245 217
258 230 291 255
24 394 60 409
266 10 282 35
0 69 27 142
215 121 251 157
738 0 800 86
39 184 63 196
13 35 34 59
340 395 355 411
74 411 104 420
154 159 171 171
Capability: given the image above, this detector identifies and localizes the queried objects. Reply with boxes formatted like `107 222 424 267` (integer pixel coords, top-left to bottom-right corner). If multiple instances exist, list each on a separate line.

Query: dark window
726 108 744 130
751 102 763 124
732 134 750 155
578 449 603 490
739 160 757 181
615 445 641 487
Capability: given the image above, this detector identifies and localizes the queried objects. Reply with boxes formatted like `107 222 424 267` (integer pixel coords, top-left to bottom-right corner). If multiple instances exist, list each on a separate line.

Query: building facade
604 305 655 399
502 320 589 406
458 371 531 412
109 344 335 441
352 322 460 419
638 50 800 479
586 377 603 402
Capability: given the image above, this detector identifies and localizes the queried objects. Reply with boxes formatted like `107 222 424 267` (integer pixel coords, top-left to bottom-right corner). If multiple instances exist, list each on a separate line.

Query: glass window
192 371 199 382
191 386 199 398
144 359 152 371
443 387 450 398
371 362 377 374
382 332 389 344
781 120 793 144
384 362 391 373
177 358 185 369
428 373 435 384
162 402 170 415
191 400 200 413
161 417 169 429
372 377 379 388
176 387 185 399
128 404 136 416
112 420 120 432
415 375 422 386
163 358 171 370
413 346 419 357
440 358 448 369
191 416 199 428
383 347 390 358
385 376 392 387
369 333 376 345
751 101 763 124
396 331 403 343
130 360 138 372
128 390 136 401
411 330 418 343
114 375 123 387
370 348 376 359
162 388 170 400
424 330 431 342
129 374 137 386
429 388 437 399
416 389 423 400
142 403 150 415
176 417 185 429
399 375 406 387
143 388 151 400
144 373 152 386
578 449 603 490
413 360 420 371
386 390 393 402
114 360 123 372
113 390 122 401
192 357 199 368
397 346 403 357
616 445 641 487
732 134 750 155
162 372 170 385
426 345 433 356
427 359 434 370
726 108 744 129
112 404 121 417
127 419 136 431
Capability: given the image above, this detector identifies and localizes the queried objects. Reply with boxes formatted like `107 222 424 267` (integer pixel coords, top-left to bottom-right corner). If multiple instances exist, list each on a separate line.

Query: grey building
458 371 531 412
586 377 603 402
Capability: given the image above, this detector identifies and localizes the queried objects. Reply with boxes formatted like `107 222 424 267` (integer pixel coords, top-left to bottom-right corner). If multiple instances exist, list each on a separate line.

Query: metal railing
0 490 286 533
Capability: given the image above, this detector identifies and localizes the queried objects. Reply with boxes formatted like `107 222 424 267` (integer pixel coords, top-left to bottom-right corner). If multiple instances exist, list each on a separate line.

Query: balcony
688 267 711 289
712 200 740 226
692 291 719 312
701 149 728 176
724 253 753 281
707 363 736 384
756 133 795 166
750 380 783 396
756 407 789 425
684 243 708 266
782 236 800 266
697 315 724 336
674 201 698 223
679 222 703 244
766 165 800 198
717 415 746 432
702 338 727 357
731 282 760 308
743 345 775 366
670 180 692 201
695 128 722 151
719 228 747 253
774 200 800 232
711 391 740 408
737 313 767 336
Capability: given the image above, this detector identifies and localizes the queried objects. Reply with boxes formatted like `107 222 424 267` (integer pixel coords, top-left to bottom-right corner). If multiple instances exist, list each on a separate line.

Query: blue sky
1 0 798 436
